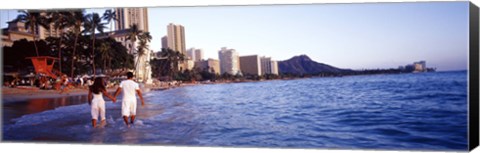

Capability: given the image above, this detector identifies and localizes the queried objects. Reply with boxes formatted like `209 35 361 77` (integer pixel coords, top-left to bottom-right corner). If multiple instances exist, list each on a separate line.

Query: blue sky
1 2 470 71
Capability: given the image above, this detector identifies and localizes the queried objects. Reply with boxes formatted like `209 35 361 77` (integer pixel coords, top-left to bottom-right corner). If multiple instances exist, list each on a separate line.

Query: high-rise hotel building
115 8 149 32
260 56 279 75
165 23 187 70
218 47 241 75
240 55 262 76
187 48 204 62
166 23 186 53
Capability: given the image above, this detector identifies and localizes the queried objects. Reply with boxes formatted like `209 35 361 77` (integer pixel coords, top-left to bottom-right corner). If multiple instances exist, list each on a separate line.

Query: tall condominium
167 23 187 70
260 56 279 75
239 55 261 76
218 47 240 75
187 48 204 62
115 8 149 32
161 36 168 49
166 23 186 53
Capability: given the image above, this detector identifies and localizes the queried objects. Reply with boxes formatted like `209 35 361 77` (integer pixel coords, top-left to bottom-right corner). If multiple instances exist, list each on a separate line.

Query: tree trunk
71 32 79 78
92 30 96 76
108 57 112 73
103 56 106 73
131 41 135 74
32 25 39 57
134 54 141 78
58 29 63 74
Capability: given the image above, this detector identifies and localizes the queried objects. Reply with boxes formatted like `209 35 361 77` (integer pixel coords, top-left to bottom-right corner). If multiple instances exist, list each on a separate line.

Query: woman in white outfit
88 77 116 127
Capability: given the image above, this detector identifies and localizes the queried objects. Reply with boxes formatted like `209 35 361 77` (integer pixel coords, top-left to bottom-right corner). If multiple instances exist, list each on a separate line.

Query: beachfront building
186 60 195 70
1 21 35 47
260 56 279 75
195 58 220 74
218 47 241 75
271 60 279 75
187 48 204 62
239 55 262 76
1 10 80 47
37 20 69 40
161 36 168 49
166 23 188 70
1 17 68 47
413 61 426 72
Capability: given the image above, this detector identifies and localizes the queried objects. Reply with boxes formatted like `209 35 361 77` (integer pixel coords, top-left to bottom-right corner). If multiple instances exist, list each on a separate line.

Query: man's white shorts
122 99 137 117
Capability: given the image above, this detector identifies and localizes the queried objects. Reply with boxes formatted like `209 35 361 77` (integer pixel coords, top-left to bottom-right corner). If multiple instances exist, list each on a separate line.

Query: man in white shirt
114 72 145 127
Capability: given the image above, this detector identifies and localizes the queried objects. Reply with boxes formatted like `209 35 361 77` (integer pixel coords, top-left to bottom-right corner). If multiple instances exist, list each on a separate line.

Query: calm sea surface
2 71 468 150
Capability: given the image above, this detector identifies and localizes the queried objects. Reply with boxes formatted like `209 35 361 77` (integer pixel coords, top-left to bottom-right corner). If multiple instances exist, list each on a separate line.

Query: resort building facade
239 55 262 76
1 21 35 47
260 56 279 75
218 47 241 75
195 58 220 74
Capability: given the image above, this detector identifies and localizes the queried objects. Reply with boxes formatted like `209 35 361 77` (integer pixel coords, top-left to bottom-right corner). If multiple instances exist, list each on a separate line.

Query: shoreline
1 81 199 103
1 71 440 103
1 87 117 103
1 77 306 103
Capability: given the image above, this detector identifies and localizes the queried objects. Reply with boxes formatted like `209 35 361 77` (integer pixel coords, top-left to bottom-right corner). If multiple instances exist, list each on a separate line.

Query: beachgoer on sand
88 77 116 128
114 72 145 127
59 75 69 94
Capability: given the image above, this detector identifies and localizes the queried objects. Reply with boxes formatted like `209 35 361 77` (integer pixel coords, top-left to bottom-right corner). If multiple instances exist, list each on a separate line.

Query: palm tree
84 13 106 76
140 32 152 43
134 32 152 69
126 24 142 54
68 10 85 78
126 24 143 75
102 9 117 33
15 10 48 56
47 10 71 74
158 48 186 80
99 41 112 73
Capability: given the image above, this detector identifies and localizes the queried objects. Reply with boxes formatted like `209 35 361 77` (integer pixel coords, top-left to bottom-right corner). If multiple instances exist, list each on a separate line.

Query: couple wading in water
88 72 145 128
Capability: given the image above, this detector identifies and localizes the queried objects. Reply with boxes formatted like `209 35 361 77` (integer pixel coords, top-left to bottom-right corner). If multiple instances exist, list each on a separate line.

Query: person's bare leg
92 119 97 128
123 116 130 127
100 119 106 127
130 115 135 124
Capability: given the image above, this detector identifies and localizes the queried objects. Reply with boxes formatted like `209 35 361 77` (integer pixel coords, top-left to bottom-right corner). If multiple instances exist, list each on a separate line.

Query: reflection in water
3 95 88 124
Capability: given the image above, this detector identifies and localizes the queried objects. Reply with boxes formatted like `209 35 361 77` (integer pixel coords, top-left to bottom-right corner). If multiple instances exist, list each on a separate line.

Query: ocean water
2 71 468 150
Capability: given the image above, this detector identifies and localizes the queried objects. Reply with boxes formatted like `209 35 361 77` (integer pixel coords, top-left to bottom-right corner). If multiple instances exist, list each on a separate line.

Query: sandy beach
1 86 119 103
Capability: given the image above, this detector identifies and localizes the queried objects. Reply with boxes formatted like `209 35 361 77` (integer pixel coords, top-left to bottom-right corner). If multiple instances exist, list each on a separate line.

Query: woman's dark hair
90 77 106 94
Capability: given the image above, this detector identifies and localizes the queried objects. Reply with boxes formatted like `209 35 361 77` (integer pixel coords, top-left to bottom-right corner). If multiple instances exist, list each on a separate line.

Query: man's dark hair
126 72 134 79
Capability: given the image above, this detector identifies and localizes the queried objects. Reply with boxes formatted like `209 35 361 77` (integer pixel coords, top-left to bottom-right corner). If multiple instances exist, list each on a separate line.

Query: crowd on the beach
3 74 126 94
